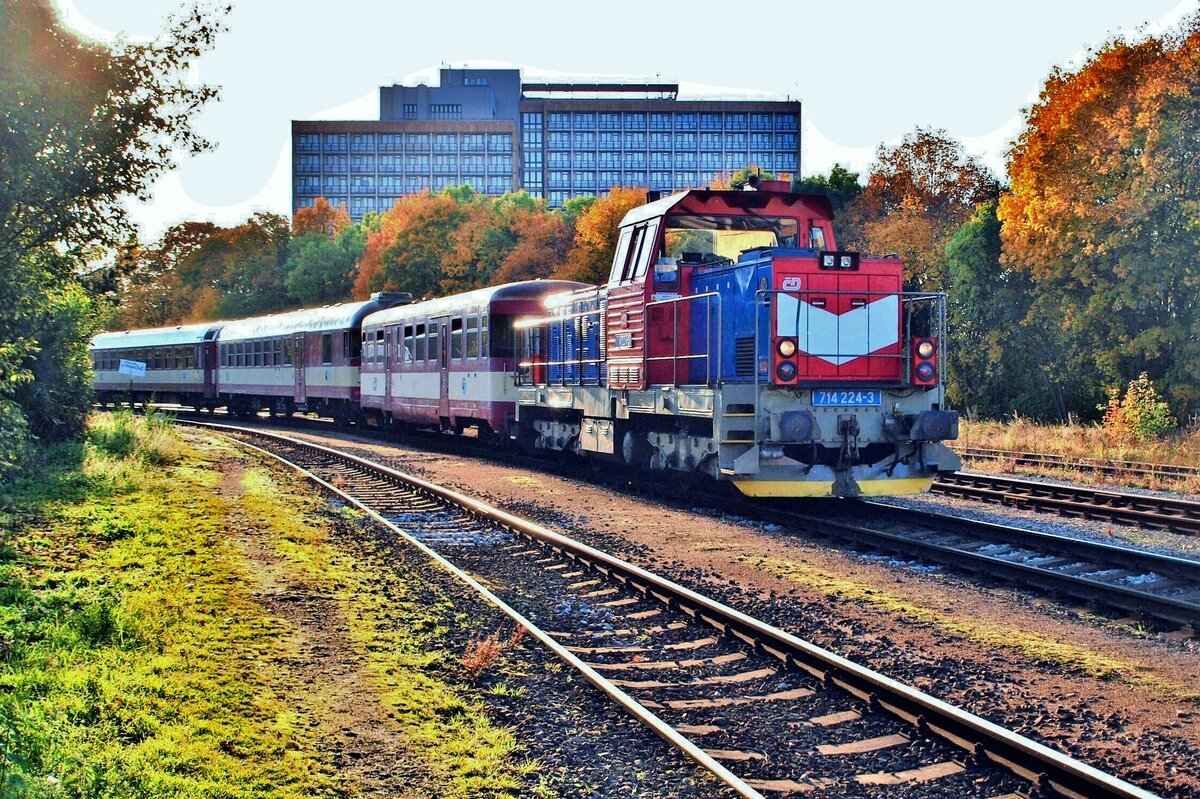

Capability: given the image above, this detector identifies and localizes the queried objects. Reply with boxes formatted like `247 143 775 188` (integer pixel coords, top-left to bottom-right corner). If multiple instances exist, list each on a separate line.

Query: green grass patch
235 466 531 797
744 555 1199 700
0 422 338 797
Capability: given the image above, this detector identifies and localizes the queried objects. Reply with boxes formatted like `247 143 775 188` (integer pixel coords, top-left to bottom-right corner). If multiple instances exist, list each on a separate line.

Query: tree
0 1 225 474
175 212 292 319
556 187 645 284
794 164 863 218
1000 20 1200 415
843 127 998 289
284 224 365 306
292 196 351 237
353 192 468 299
711 166 777 190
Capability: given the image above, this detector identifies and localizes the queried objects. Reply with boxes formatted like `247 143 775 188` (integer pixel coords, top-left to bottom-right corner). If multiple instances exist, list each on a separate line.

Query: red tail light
912 337 938 386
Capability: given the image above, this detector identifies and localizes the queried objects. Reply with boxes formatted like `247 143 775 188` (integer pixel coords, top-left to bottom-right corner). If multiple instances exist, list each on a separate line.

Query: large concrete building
292 67 801 219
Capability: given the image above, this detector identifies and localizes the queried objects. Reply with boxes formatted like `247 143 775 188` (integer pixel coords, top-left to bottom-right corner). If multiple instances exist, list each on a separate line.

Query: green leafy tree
0 1 225 475
285 224 366 306
794 164 863 216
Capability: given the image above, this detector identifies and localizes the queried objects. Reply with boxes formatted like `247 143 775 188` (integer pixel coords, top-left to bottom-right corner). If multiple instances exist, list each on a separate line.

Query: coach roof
91 322 224 351
364 280 590 327
218 294 408 343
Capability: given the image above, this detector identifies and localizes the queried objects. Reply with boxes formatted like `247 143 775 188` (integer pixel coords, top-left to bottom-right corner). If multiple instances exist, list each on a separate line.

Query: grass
0 412 535 798
958 417 1200 493
743 555 1199 701
233 461 531 797
0 416 339 798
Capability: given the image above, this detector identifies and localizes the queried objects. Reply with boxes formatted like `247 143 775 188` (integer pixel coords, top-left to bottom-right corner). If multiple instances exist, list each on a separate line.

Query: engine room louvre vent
735 337 756 376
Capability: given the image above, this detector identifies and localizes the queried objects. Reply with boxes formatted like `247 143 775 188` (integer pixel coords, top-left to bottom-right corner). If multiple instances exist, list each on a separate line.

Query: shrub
88 410 181 466
1101 373 1176 442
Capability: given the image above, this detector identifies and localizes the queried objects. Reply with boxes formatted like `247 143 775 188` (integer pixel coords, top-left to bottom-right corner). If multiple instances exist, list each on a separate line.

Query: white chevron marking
776 294 900 366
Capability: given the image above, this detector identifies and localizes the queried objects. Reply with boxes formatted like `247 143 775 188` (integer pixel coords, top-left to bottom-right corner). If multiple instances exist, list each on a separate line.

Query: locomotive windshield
663 214 799 263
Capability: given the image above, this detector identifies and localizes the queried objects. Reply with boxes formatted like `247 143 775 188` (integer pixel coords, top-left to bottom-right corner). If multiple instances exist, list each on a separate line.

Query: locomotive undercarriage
516 383 960 498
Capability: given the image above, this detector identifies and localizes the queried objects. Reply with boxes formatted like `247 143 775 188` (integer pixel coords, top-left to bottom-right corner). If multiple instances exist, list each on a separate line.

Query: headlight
775 361 797 382
777 338 797 357
917 340 936 359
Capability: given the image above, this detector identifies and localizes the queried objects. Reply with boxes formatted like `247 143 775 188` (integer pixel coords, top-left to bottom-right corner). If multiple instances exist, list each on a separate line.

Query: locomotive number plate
812 389 881 407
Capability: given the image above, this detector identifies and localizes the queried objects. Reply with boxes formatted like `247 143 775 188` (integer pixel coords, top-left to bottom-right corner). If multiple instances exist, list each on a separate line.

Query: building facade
292 68 801 219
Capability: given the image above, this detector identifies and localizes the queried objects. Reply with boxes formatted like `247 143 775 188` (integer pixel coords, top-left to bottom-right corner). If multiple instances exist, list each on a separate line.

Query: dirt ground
285 430 1200 798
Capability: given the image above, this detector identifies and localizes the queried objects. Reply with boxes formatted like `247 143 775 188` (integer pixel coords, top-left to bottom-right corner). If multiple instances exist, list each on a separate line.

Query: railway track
932 472 1200 537
955 447 1200 482
183 419 1160 799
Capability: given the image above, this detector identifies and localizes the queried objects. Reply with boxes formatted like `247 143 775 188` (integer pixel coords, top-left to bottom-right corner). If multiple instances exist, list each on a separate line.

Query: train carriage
217 293 408 422
360 281 588 437
91 323 223 409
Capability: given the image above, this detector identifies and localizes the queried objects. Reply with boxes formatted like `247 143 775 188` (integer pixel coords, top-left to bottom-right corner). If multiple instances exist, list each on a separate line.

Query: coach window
489 315 516 360
403 325 414 364
451 318 463 360
412 324 425 362
272 338 281 366
374 330 385 365
283 338 292 365
481 314 489 358
466 315 479 358
428 325 439 367
321 333 333 365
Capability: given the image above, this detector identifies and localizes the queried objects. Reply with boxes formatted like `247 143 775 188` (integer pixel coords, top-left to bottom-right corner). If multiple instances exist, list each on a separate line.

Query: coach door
438 319 450 420
293 334 306 403
384 328 394 407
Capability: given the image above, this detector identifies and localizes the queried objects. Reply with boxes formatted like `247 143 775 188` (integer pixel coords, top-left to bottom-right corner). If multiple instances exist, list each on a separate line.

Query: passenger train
92 182 961 498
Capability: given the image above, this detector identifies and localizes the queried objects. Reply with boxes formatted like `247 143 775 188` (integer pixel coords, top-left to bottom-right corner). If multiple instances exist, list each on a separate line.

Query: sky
56 0 1198 241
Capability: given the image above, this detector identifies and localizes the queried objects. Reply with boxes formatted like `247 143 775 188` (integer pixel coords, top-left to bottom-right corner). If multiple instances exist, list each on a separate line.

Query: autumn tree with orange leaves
1000 18 1200 414
555 187 645 284
292 196 351 237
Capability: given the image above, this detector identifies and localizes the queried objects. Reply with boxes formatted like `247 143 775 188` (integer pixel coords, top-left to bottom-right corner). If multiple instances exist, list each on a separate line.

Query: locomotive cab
517 185 961 498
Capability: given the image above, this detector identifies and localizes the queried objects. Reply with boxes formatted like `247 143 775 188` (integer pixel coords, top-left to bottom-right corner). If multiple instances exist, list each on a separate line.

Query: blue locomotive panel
688 251 777 383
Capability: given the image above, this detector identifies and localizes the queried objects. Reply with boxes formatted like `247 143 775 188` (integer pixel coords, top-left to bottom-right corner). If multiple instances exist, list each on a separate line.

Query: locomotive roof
219 297 398 342
364 280 591 327
620 189 835 228
91 322 224 351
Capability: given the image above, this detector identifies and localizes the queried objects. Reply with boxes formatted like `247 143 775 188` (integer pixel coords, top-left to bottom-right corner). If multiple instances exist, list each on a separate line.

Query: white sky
56 0 1198 242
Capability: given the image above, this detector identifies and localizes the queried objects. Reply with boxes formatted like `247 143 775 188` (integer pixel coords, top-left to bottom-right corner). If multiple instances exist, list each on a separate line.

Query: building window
379 154 402 172
700 152 725 171
623 152 646 168
751 133 773 150
725 113 746 130
489 133 513 152
674 132 696 149
406 175 431 191
351 133 375 152
675 112 696 129
351 154 375 172
750 113 772 130
623 131 646 149
488 154 512 173
674 152 696 168
295 154 320 172
548 112 570 130
406 153 430 171
296 133 320 152
433 155 457 173
461 154 485 171
548 132 570 149
623 112 646 129
775 153 798 172
406 133 430 150
650 132 671 150
573 131 595 149
598 151 620 168
700 113 722 130
548 171 569 189
379 175 401 192
433 176 454 191
573 171 595 189
548 152 570 167
649 113 671 130
350 196 373 216
573 151 596 168
776 132 798 150
433 134 457 152
379 133 404 152
676 171 699 187
430 104 462 120
461 174 484 190
322 175 348 193
599 131 621 149
573 112 595 129
599 170 620 188
548 190 568 207
624 171 645 185
461 134 485 152
464 76 489 86
599 112 621 129
402 103 417 120
296 175 320 193
323 133 347 151
724 132 747 150
351 175 375 193
750 151 773 168
650 171 672 189
650 152 672 168
700 132 722 151
775 113 798 130
487 176 510 194
322 154 347 171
